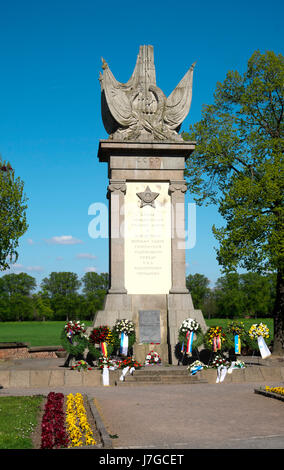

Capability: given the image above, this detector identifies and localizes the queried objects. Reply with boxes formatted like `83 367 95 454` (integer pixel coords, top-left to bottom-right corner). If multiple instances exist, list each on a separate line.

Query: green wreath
60 328 88 357
111 319 136 355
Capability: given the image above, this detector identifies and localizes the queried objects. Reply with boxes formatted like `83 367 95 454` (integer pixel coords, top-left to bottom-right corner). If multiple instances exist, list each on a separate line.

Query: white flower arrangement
179 318 200 334
113 319 135 335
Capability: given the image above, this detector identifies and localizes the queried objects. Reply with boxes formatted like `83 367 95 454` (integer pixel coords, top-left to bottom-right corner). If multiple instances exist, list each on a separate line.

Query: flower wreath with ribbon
248 323 271 359
248 323 270 340
88 325 114 360
112 319 136 356
204 326 227 352
60 320 88 357
178 318 203 356
226 321 245 355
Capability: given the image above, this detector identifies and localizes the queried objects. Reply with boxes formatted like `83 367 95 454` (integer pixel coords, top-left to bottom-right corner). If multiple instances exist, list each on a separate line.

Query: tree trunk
272 266 284 354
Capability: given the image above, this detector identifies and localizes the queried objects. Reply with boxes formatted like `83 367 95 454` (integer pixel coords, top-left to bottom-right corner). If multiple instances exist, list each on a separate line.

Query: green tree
50 293 82 321
183 50 284 353
81 272 109 320
240 272 275 317
32 293 54 321
81 272 109 294
9 293 33 321
214 273 245 318
1 273 36 297
40 272 81 298
0 159 28 270
186 273 210 309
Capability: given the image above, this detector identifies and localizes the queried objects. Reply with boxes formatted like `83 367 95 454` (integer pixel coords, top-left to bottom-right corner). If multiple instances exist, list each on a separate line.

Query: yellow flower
65 393 96 447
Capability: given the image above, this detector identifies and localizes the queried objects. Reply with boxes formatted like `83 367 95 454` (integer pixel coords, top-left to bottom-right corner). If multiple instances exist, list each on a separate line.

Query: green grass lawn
0 395 44 449
0 318 273 347
0 321 93 347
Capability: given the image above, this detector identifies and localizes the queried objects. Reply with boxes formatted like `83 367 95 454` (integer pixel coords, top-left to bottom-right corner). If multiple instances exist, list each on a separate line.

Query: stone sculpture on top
99 45 196 142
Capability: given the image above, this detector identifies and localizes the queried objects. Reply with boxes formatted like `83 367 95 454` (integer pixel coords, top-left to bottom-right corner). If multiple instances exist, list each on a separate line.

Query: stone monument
93 45 207 364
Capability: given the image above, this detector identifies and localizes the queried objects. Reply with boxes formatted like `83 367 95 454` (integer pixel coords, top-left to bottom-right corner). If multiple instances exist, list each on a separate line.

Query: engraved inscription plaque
139 310 161 343
124 182 171 294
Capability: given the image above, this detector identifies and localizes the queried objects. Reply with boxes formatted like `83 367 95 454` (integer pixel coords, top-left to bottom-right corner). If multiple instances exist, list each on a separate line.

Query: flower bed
40 392 69 449
255 386 284 402
65 393 96 447
265 386 284 396
40 392 98 449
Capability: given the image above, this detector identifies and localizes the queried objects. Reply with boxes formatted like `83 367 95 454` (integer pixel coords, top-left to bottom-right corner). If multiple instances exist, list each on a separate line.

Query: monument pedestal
92 140 207 364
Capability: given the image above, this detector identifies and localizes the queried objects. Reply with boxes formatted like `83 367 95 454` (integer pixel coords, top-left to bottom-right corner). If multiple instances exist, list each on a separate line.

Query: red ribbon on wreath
213 335 221 352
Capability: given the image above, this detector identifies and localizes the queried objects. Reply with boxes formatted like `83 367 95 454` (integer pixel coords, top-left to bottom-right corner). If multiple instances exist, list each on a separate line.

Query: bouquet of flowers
233 360 245 369
60 320 89 357
145 350 161 365
117 357 142 370
210 354 230 369
71 360 92 371
188 360 206 375
97 356 117 369
248 323 270 339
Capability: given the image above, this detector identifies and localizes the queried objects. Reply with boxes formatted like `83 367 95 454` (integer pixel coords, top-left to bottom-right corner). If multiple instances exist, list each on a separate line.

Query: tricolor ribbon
186 331 194 356
101 342 108 357
213 335 221 352
234 335 241 354
120 332 129 356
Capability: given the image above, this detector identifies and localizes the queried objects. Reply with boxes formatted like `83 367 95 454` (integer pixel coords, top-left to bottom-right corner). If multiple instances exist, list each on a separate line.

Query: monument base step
116 367 208 385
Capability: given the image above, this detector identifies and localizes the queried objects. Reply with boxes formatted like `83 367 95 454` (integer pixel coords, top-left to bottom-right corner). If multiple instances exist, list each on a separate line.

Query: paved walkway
1 356 284 449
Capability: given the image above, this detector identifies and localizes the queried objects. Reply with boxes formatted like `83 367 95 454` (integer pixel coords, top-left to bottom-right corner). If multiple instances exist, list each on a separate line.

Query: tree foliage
183 50 284 352
0 159 28 270
186 273 210 309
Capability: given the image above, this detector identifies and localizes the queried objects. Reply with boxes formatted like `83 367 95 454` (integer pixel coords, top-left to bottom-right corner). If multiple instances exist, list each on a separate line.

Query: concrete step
117 369 208 386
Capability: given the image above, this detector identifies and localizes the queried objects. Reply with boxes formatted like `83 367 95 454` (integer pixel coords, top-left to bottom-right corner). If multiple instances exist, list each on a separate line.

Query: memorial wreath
112 319 136 355
60 320 88 357
178 318 203 355
88 325 114 360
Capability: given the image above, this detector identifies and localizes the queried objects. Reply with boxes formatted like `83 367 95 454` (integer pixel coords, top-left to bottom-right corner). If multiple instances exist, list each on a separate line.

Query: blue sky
0 0 283 289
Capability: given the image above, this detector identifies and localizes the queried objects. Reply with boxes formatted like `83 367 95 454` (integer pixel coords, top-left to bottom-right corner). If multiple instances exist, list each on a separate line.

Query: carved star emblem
136 185 159 208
